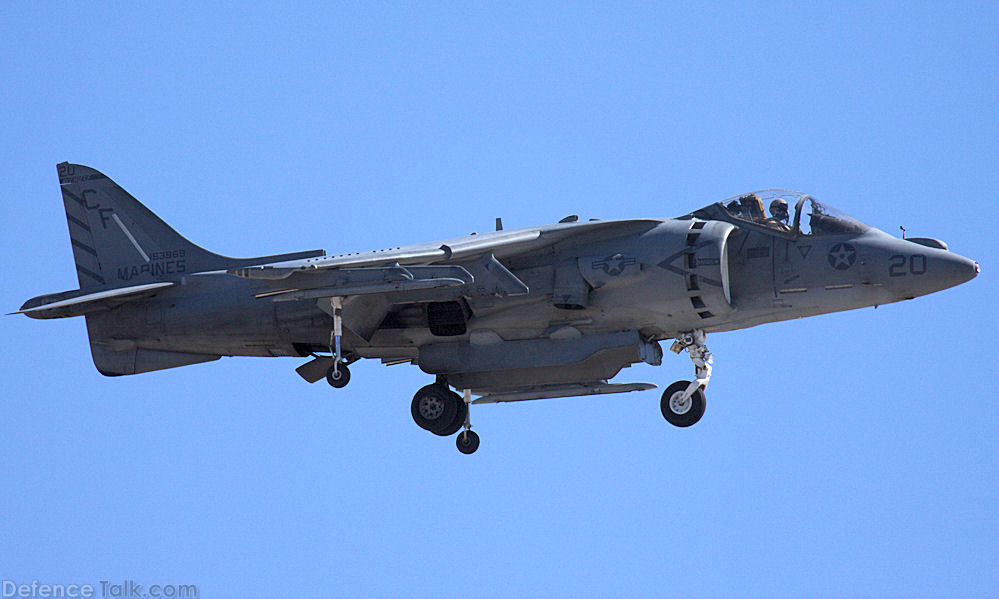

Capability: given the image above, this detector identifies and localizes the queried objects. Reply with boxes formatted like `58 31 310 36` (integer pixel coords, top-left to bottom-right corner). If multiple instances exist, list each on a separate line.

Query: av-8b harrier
17 164 979 453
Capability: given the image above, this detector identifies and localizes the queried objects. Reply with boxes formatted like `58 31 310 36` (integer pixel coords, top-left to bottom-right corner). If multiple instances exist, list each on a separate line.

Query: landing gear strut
325 296 351 388
661 330 711 427
456 389 479 454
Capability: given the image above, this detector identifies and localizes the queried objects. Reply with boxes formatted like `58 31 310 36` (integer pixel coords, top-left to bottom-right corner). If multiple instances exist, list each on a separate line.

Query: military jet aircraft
17 163 979 454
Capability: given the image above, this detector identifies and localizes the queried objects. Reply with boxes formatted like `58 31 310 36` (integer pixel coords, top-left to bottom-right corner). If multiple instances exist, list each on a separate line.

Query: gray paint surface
21 165 979 402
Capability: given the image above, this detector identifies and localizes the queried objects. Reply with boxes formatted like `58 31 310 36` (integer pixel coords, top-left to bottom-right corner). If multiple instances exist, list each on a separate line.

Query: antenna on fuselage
900 225 907 239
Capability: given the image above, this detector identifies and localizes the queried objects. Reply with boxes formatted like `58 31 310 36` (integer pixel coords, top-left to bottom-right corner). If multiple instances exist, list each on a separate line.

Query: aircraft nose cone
938 252 979 288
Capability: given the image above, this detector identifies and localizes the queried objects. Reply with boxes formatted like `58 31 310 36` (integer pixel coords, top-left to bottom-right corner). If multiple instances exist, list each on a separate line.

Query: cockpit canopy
705 190 869 236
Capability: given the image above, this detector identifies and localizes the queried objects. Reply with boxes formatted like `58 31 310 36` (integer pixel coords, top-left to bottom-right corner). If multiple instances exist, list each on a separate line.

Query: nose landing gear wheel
456 430 480 454
661 380 706 427
325 364 350 388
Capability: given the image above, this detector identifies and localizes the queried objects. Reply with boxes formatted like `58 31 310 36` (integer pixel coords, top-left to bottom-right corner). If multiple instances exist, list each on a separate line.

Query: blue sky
2 2 997 597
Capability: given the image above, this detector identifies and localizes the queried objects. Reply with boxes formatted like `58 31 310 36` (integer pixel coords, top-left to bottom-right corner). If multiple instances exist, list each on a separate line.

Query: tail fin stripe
111 212 150 262
71 238 98 257
62 187 87 207
66 213 91 232
76 264 106 285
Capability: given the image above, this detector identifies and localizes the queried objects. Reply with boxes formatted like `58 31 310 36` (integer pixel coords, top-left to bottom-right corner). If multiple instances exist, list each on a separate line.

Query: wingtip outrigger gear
456 388 480 454
325 296 351 388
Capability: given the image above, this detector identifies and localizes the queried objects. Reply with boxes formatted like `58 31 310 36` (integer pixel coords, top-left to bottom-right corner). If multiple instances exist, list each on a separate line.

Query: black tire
326 364 351 388
411 384 459 432
660 380 706 427
456 430 480 454
432 394 467 437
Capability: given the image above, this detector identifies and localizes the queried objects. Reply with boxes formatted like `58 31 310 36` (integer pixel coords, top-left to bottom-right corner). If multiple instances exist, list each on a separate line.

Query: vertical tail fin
56 163 324 288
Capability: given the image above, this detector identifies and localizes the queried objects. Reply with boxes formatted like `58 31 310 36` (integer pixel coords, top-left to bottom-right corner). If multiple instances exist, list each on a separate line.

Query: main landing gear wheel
435 397 467 437
325 363 350 388
456 430 480 454
411 384 460 434
661 380 706 427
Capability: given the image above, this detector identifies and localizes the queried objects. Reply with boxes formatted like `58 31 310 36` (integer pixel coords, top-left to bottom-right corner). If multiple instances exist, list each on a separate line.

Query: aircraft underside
21 164 979 454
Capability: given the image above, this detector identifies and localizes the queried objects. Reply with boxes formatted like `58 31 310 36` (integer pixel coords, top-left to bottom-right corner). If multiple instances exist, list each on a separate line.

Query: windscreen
794 197 869 236
716 191 869 236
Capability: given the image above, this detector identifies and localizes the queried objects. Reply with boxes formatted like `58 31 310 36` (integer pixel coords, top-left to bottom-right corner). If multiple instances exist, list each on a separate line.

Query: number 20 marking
890 254 927 277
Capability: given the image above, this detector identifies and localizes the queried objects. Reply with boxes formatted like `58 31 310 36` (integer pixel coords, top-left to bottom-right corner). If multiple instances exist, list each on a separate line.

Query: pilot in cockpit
767 198 791 231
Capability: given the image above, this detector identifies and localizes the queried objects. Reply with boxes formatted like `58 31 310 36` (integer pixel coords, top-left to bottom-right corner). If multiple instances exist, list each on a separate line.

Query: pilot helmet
770 198 789 220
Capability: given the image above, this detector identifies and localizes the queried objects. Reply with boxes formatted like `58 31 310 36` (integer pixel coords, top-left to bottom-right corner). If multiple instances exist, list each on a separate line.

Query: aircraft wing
237 253 530 302
14 282 174 319
231 219 660 273
229 219 662 301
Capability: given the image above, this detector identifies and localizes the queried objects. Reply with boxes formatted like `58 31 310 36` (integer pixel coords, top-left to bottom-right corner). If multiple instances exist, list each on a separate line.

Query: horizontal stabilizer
472 382 657 404
14 282 174 319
